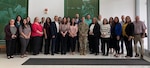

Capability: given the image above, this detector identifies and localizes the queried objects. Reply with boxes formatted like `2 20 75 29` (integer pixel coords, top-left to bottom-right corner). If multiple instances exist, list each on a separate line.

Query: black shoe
135 54 139 57
95 53 98 55
10 56 14 58
140 55 143 59
51 53 54 55
90 52 94 54
7 56 10 59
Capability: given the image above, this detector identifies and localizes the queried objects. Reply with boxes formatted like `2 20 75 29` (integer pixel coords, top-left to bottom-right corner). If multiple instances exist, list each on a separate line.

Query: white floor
0 52 150 68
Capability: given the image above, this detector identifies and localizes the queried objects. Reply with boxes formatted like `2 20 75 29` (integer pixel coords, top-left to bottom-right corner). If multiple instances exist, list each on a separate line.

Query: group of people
4 14 147 59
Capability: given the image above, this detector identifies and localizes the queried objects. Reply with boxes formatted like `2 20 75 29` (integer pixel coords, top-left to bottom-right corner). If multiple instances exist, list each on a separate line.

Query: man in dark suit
50 16 60 55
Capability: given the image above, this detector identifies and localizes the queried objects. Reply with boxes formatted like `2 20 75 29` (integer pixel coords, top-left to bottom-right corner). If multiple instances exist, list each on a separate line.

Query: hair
114 17 119 23
22 18 28 29
62 17 67 24
125 16 132 23
103 18 109 24
45 17 51 24
70 18 76 26
15 15 23 25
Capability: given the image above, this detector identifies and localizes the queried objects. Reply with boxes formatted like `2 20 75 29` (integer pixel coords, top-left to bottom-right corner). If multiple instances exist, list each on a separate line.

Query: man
85 14 92 26
50 16 60 55
97 15 102 26
120 15 125 54
75 13 81 24
133 16 147 58
78 17 89 55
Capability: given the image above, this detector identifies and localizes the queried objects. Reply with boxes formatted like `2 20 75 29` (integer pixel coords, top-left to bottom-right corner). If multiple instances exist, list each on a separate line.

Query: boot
83 49 86 55
80 49 83 55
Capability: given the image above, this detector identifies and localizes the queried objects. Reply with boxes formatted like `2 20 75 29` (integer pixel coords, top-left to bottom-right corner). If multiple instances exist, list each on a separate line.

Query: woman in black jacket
122 16 134 57
88 17 100 55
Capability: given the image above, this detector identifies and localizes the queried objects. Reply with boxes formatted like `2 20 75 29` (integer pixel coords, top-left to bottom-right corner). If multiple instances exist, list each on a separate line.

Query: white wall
28 0 64 22
100 0 135 20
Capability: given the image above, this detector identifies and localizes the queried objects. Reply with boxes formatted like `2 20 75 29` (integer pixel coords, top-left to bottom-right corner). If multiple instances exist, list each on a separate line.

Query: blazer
112 23 122 37
50 22 57 37
125 23 134 37
88 23 101 38
4 24 18 40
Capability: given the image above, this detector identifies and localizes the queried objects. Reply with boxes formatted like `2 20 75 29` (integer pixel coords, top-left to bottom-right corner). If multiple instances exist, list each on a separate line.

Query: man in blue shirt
85 14 92 26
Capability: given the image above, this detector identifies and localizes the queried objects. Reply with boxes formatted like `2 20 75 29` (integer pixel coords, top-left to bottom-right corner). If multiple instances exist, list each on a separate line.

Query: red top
31 22 43 37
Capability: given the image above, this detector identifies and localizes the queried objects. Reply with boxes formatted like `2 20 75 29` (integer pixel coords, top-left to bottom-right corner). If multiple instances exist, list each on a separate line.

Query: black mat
22 58 150 65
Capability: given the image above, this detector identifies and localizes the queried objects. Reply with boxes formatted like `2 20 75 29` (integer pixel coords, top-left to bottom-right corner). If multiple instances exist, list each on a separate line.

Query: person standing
50 16 60 55
43 17 51 55
19 19 31 58
59 17 69 55
100 18 111 56
31 17 43 55
69 18 78 55
78 17 89 55
4 19 17 59
88 17 100 55
122 16 134 57
39 17 45 52
120 15 125 54
14 15 23 55
112 17 122 57
133 16 147 58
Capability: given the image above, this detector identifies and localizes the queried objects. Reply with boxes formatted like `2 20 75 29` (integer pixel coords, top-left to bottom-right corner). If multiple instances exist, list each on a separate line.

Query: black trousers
61 35 67 54
120 37 124 53
14 37 21 54
6 39 16 56
67 34 70 52
44 38 51 54
40 36 44 52
55 33 60 53
124 37 133 57
32 36 42 55
26 37 32 53
113 37 120 54
101 38 110 55
88 35 99 53
70 36 76 52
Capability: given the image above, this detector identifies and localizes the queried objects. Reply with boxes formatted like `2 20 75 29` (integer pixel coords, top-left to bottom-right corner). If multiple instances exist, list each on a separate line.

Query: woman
69 18 78 55
100 18 111 56
43 17 51 55
109 17 114 54
59 17 69 55
15 15 23 55
112 17 122 57
88 17 100 55
31 17 43 55
19 19 31 58
78 17 89 55
4 19 17 59
122 16 134 57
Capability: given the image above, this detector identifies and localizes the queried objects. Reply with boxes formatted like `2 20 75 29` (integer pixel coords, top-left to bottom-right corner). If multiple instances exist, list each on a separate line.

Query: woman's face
126 16 131 23
10 19 15 25
71 18 75 23
63 18 67 23
17 16 21 21
103 19 107 24
27 17 30 22
46 18 50 23
67 18 70 22
109 18 113 22
23 19 27 24
114 18 118 23
92 18 97 24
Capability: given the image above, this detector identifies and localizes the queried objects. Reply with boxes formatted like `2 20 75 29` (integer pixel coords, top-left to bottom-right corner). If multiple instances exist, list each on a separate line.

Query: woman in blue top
111 17 122 57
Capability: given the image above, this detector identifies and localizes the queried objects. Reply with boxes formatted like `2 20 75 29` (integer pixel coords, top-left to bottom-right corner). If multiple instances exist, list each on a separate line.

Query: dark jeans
70 36 76 52
61 34 67 54
44 38 51 54
120 37 124 53
20 38 29 55
32 36 42 55
88 35 99 54
6 39 16 56
113 37 120 54
124 37 133 57
101 38 110 55
26 37 32 53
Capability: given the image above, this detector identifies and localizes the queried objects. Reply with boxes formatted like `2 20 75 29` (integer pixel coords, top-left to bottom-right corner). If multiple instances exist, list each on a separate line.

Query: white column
147 0 150 51
135 0 140 16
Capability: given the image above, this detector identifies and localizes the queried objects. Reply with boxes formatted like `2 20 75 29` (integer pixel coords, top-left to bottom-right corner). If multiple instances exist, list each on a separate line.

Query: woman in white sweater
100 18 111 56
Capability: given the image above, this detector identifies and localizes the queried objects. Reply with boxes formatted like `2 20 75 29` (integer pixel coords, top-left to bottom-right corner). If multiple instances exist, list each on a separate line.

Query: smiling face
23 19 27 25
9 19 15 25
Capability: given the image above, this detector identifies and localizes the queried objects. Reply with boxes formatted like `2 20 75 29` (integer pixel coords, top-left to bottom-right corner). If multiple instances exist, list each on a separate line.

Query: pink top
69 24 78 37
31 22 43 37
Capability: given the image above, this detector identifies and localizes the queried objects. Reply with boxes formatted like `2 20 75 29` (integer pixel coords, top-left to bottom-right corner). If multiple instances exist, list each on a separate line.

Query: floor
0 52 150 68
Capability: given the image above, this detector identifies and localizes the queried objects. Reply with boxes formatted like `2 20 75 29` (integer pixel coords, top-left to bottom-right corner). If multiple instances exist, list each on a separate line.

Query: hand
128 36 132 41
141 34 145 38
116 36 120 40
45 36 47 39
52 35 55 38
89 32 94 35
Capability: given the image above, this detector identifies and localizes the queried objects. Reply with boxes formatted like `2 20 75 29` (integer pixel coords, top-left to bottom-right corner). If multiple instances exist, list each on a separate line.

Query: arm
4 25 12 38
